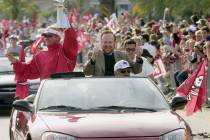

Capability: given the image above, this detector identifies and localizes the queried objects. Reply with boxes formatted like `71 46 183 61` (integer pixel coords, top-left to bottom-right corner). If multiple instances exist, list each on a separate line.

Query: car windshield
0 58 13 74
38 78 170 112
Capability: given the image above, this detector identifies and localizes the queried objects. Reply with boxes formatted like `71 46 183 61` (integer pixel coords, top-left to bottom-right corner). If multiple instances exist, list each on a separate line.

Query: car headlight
41 132 77 140
161 129 187 140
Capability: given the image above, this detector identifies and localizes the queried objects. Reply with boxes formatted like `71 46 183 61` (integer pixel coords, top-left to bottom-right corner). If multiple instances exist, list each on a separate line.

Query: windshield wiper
0 71 14 74
39 105 82 111
94 106 157 112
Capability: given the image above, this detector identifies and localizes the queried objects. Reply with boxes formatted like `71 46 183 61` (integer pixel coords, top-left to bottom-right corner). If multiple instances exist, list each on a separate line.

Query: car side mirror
170 96 187 111
25 94 36 104
12 99 34 113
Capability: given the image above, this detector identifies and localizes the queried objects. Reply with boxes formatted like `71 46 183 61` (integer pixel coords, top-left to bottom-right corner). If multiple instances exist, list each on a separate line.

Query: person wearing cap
114 60 131 77
6 24 78 80
83 29 143 76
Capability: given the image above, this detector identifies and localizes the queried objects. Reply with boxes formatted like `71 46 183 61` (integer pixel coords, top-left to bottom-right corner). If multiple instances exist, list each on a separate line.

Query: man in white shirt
123 39 154 77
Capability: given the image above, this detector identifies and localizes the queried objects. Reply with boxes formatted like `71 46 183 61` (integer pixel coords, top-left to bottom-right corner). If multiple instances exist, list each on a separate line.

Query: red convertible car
10 73 192 140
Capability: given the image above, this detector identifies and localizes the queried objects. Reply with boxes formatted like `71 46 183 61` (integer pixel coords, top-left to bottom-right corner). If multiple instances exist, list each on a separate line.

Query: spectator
123 39 154 77
6 35 22 57
114 60 131 77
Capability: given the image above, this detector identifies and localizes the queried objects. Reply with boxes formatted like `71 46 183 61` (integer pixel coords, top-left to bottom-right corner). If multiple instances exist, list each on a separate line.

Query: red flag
68 8 79 25
30 36 44 54
152 59 167 78
81 12 92 26
32 11 38 31
77 29 90 52
177 61 207 116
1 19 8 48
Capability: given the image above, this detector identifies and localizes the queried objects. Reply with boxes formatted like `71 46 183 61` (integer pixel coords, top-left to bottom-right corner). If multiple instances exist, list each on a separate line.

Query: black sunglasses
120 69 131 74
42 33 54 38
126 48 136 52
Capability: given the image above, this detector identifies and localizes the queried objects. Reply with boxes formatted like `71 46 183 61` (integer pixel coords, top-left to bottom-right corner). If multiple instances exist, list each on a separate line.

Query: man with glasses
124 39 154 78
6 24 78 80
114 60 131 77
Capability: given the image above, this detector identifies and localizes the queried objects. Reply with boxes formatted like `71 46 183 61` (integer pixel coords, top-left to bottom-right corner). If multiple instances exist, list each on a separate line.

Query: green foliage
131 0 210 21
0 0 38 20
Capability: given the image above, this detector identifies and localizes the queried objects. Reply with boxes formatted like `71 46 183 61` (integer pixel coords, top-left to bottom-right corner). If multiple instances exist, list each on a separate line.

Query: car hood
0 74 15 85
39 111 184 137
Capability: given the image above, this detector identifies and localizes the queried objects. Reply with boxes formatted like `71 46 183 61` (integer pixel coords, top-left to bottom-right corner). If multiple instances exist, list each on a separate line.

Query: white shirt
131 56 155 77
141 42 157 57
0 48 5 57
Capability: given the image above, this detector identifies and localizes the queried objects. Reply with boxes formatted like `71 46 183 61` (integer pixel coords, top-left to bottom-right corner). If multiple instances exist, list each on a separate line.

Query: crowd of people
0 13 210 107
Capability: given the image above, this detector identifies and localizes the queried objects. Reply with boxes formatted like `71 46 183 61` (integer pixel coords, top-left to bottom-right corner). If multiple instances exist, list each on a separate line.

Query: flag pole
162 8 169 28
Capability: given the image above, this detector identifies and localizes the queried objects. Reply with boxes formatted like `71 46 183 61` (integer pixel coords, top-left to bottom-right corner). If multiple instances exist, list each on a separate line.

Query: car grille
0 84 16 106
0 84 16 92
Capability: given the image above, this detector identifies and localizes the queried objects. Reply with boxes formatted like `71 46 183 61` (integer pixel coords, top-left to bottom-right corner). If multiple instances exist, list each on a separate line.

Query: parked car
0 57 39 109
10 73 192 140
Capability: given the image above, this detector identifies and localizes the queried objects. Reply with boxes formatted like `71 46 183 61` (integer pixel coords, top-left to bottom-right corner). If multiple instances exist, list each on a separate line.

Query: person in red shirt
6 24 78 80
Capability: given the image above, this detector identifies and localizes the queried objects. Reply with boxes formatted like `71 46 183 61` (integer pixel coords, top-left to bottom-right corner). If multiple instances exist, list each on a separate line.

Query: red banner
177 61 207 116
153 59 167 78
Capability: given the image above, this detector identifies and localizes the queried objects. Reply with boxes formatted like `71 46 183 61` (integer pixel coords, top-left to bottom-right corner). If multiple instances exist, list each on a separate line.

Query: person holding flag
6 0 78 80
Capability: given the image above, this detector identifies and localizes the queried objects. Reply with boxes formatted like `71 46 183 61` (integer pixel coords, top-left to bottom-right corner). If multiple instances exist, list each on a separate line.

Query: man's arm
120 51 143 74
7 53 40 80
83 59 95 76
83 51 96 76
130 57 143 74
62 27 78 69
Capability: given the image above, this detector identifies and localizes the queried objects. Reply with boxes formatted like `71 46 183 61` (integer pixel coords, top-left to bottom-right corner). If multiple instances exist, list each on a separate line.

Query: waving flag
153 59 167 78
177 61 207 116
81 12 92 26
77 29 90 52
107 13 119 33
68 7 79 27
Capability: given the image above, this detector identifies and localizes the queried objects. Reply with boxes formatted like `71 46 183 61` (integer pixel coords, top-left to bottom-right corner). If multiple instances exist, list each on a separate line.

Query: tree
131 0 210 21
0 0 38 20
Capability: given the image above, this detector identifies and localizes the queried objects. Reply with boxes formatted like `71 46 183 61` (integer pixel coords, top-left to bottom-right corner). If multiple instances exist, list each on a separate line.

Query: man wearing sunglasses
6 24 78 80
114 60 131 77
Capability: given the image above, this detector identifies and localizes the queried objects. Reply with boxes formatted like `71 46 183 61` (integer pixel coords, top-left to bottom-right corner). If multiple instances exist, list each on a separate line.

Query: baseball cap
114 60 131 71
42 24 62 38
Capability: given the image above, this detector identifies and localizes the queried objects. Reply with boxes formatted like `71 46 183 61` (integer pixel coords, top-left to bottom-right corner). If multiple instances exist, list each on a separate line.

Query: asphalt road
0 109 209 140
